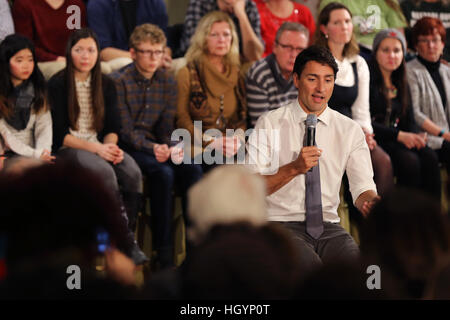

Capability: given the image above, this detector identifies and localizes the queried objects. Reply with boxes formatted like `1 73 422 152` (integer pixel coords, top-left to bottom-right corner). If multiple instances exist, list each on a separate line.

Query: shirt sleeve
151 0 168 34
12 0 57 61
246 0 264 46
385 0 408 28
346 124 377 204
102 77 121 138
48 76 70 152
246 66 270 127
0 118 41 158
155 77 177 146
87 0 113 49
351 56 373 133
176 67 195 137
0 0 15 41
245 114 281 176
34 108 53 154
179 1 203 56
407 68 428 127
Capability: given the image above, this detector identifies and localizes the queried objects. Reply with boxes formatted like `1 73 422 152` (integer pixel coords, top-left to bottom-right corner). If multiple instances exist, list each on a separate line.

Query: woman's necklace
388 86 397 98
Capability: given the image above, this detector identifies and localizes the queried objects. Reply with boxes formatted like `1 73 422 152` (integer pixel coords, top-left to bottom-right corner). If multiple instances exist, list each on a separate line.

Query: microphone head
306 114 317 127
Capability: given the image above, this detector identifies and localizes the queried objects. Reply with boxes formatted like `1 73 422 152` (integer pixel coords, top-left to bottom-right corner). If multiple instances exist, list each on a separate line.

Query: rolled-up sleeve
346 126 377 204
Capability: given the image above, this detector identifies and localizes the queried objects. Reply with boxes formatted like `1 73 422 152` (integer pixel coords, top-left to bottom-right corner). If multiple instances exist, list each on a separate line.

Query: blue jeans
129 151 203 254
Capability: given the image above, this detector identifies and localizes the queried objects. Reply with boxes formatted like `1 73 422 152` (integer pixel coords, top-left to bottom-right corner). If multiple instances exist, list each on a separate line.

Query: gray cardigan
407 58 450 150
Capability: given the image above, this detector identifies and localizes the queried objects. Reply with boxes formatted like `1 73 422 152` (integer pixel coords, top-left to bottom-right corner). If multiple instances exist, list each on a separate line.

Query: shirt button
145 105 150 109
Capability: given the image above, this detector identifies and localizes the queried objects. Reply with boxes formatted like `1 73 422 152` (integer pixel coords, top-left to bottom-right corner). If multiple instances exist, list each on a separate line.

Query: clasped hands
154 143 184 164
96 143 124 165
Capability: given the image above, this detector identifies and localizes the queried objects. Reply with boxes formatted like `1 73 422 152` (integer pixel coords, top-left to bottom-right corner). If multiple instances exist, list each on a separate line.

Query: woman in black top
369 29 441 199
48 28 147 264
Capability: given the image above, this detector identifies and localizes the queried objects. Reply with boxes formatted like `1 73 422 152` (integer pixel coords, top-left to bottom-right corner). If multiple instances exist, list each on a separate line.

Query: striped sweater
246 54 298 126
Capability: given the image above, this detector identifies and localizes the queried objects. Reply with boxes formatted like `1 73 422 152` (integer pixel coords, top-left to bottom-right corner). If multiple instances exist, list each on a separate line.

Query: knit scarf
6 81 35 130
200 56 239 98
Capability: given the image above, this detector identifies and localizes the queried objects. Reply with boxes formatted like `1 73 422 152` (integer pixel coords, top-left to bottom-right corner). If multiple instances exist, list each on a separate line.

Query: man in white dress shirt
246 45 379 275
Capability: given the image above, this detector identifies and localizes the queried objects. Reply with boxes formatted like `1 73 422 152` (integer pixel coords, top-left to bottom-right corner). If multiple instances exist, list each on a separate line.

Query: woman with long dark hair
369 29 441 198
0 34 54 168
48 28 147 264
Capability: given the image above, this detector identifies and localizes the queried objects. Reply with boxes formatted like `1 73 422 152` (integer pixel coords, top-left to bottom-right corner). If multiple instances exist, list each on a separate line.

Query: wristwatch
439 129 445 137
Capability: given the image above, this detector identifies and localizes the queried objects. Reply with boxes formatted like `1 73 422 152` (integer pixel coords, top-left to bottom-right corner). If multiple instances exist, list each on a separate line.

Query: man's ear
130 48 136 60
293 72 300 89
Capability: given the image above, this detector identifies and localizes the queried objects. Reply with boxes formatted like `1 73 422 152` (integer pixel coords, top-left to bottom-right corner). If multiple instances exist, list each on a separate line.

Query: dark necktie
304 122 323 239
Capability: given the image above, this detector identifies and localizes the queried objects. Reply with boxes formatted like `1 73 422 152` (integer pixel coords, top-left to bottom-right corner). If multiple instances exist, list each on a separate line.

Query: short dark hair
293 45 338 78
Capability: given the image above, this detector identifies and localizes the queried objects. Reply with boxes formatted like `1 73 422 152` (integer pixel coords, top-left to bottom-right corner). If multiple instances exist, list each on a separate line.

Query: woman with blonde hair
177 11 247 171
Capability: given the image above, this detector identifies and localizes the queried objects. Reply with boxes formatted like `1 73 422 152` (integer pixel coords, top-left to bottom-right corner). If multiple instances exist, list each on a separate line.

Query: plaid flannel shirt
111 64 177 155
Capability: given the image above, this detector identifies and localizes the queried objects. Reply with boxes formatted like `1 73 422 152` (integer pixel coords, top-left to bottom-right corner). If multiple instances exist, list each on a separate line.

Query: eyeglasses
135 49 164 57
417 37 442 45
276 41 304 54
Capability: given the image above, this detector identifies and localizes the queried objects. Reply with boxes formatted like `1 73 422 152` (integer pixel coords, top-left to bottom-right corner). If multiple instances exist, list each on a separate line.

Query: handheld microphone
306 114 317 146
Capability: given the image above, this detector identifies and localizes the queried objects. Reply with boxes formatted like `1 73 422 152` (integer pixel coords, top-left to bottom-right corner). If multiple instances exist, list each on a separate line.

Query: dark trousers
438 140 450 174
129 151 203 256
382 142 441 200
278 221 360 279
57 148 142 194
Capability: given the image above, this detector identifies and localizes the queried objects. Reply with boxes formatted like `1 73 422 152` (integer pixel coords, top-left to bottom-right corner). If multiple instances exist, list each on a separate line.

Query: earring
325 34 328 39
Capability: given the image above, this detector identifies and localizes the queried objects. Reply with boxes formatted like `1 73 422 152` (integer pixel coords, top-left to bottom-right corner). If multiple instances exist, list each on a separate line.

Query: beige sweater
0 109 52 158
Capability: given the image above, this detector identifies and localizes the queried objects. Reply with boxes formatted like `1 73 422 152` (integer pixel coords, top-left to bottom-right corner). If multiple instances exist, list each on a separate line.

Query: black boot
118 195 149 266
122 192 143 233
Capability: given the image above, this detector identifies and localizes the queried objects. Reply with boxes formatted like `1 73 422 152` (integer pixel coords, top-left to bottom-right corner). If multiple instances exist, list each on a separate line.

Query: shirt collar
130 63 159 86
290 99 330 126
75 74 91 88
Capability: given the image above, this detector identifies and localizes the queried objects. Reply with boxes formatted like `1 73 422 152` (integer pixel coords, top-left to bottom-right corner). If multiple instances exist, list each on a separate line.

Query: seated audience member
246 46 379 277
180 165 301 299
316 3 393 227
179 0 264 62
12 0 87 78
47 28 148 265
0 34 54 169
187 165 267 242
318 0 407 60
181 223 302 299
369 29 440 199
0 162 139 299
360 187 450 299
246 22 309 126
87 0 171 70
253 0 315 57
177 11 247 170
401 0 450 62
407 17 450 175
0 0 14 42
111 24 203 270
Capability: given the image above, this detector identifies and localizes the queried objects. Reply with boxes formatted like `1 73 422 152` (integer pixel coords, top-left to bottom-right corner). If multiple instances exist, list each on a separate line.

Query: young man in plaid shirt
111 24 203 270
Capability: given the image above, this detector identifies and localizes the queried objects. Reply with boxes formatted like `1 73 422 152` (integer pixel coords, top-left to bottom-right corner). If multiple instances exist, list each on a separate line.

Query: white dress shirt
246 99 376 223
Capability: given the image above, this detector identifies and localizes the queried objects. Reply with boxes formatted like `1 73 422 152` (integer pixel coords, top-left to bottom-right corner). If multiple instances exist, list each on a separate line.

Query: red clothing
254 0 316 57
13 0 87 62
